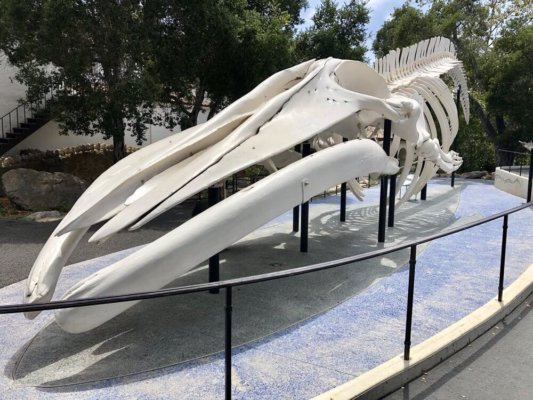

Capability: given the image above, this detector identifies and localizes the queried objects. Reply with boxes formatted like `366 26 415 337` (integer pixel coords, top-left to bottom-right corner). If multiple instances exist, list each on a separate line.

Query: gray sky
300 0 406 61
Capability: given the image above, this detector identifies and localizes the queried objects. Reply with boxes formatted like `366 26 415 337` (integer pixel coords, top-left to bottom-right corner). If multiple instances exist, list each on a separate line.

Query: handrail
498 149 530 157
0 201 531 313
0 88 55 139
498 149 533 198
0 200 531 400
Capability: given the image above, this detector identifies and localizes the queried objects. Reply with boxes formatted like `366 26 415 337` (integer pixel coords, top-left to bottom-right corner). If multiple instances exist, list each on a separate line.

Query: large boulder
461 170 489 179
1 168 87 211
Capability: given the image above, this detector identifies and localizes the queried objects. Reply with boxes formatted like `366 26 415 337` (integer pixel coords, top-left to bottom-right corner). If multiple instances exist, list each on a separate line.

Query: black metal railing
498 148 533 203
498 149 530 177
0 201 531 399
0 89 55 140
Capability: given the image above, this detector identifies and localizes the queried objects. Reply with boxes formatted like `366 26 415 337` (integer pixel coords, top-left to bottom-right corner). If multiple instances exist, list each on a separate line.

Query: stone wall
0 144 138 183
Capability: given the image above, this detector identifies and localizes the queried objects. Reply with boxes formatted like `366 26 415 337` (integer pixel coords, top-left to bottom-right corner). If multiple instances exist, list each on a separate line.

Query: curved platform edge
312 262 533 400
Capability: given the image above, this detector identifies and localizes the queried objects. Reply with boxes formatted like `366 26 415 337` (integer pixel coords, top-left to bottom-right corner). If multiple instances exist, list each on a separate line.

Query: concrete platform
0 179 532 399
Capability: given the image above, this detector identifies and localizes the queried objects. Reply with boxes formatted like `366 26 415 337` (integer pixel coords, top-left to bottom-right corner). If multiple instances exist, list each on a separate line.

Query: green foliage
373 0 533 170
453 117 496 172
147 0 301 130
480 24 533 149
0 0 308 157
295 0 369 61
373 5 435 58
247 0 309 28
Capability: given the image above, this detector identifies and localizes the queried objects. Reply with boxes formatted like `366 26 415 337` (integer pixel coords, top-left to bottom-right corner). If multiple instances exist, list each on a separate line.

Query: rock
24 210 65 222
461 170 488 179
1 168 87 211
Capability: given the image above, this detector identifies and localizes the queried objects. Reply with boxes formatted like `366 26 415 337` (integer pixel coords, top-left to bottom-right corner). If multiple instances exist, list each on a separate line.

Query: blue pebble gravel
0 179 531 399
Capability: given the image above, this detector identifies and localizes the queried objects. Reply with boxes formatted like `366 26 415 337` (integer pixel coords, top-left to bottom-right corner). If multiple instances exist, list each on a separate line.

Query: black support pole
292 206 300 232
421 184 427 201
340 182 347 222
527 149 533 203
388 174 396 227
404 245 417 360
378 119 392 243
225 287 233 400
340 137 348 222
451 86 460 189
300 142 311 252
498 215 508 302
208 187 221 294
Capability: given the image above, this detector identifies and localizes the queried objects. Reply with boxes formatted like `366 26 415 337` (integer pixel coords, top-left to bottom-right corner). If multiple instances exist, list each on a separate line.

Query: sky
300 0 407 62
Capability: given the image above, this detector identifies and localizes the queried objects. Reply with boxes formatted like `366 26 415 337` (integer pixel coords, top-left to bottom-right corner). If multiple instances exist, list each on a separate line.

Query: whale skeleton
23 37 469 333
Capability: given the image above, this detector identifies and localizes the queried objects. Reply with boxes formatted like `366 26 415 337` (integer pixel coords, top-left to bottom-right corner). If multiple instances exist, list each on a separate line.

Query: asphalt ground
0 200 196 288
383 293 533 400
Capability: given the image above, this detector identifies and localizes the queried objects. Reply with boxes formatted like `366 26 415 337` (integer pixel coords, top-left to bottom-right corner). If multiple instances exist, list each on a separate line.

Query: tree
372 0 533 169
0 0 161 162
248 0 309 28
480 24 533 150
373 5 435 58
150 0 302 130
296 0 370 61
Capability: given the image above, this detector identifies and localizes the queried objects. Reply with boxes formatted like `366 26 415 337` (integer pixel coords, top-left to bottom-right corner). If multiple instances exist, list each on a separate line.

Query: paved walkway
0 200 195 287
384 294 533 400
0 179 531 399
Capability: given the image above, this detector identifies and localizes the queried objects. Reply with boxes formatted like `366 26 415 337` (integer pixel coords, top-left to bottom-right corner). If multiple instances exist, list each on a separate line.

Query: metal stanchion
224 287 232 399
404 245 417 360
208 186 221 294
421 184 427 200
378 119 392 242
300 142 311 252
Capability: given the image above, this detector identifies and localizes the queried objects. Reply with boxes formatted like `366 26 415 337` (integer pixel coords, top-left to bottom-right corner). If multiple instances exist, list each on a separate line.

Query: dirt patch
0 197 31 219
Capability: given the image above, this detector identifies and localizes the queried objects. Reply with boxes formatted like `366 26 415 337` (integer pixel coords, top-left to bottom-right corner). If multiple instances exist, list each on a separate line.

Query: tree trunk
471 97 498 140
207 99 221 120
112 117 126 163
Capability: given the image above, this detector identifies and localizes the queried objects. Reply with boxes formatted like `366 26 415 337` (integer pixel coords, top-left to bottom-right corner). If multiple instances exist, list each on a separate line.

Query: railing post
378 119 392 242
498 215 508 302
225 287 233 400
451 171 455 188
526 149 533 203
421 184 427 201
404 245 417 360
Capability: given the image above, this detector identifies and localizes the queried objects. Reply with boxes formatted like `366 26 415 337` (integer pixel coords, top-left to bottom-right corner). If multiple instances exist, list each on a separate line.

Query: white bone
22 38 470 331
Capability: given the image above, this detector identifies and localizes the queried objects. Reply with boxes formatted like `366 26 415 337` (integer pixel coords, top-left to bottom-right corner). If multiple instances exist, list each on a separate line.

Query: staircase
0 94 53 156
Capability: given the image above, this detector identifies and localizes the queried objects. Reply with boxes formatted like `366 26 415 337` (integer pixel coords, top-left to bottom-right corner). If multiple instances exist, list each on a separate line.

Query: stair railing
0 87 56 140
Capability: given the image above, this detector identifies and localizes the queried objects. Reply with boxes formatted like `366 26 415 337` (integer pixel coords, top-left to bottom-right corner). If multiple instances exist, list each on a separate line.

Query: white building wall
5 111 209 155
0 56 26 118
6 120 173 154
